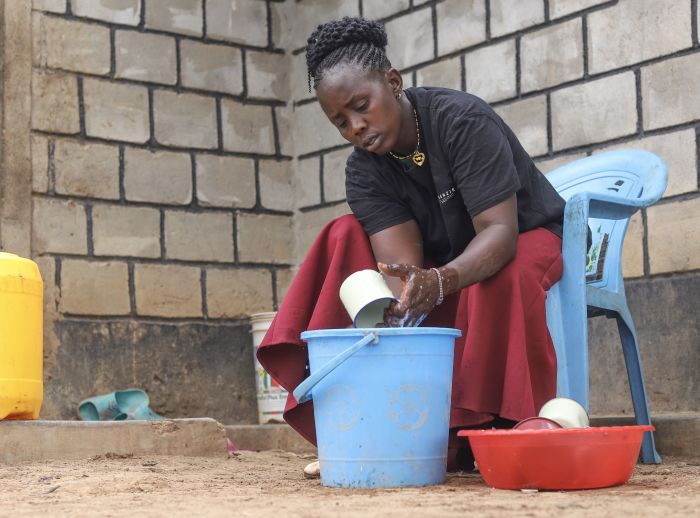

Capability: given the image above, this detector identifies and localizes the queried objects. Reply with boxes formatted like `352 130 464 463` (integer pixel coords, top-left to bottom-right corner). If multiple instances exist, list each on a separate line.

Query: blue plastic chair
544 149 667 464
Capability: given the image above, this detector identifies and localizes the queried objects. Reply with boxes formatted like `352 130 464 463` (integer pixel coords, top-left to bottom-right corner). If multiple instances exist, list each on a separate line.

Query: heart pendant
412 152 425 167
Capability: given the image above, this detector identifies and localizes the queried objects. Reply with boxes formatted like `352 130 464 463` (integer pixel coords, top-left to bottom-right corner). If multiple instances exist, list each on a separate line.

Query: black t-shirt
345 87 565 265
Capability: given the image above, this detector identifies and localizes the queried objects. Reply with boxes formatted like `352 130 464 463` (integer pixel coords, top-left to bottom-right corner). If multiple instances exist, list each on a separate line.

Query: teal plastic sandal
115 389 164 420
78 393 128 421
78 389 164 421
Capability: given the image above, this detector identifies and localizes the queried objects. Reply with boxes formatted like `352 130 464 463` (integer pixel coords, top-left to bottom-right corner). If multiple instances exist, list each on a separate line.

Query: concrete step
0 418 228 464
225 423 316 454
226 413 700 458
590 413 699 457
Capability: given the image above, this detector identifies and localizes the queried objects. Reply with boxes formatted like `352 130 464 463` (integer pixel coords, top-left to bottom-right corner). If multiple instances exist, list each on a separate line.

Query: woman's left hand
377 262 441 327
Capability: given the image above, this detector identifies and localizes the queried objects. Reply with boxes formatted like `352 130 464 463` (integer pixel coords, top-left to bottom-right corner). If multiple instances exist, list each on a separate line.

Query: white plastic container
339 269 397 328
538 397 590 428
250 312 287 424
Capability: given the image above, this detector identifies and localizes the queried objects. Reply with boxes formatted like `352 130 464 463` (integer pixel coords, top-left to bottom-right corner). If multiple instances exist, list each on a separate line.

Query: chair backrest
545 150 667 289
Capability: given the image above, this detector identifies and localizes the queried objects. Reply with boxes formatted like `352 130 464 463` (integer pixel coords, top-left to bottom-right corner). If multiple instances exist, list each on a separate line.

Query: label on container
253 348 288 424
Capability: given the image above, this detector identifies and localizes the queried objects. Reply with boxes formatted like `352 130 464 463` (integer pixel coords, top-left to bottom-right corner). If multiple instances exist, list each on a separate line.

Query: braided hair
306 17 392 91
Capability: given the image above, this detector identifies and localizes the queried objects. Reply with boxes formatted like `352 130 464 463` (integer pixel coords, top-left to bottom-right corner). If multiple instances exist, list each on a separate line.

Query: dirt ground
0 450 697 517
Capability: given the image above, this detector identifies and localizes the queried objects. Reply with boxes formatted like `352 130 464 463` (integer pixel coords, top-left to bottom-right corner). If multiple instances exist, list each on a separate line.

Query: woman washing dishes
257 17 566 476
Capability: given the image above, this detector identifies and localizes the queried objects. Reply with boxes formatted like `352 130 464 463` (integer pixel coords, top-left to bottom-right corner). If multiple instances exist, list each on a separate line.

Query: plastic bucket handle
293 332 379 404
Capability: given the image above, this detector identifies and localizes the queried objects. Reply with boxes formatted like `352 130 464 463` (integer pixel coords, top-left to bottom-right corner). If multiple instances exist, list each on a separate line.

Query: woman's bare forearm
439 222 517 296
439 195 519 297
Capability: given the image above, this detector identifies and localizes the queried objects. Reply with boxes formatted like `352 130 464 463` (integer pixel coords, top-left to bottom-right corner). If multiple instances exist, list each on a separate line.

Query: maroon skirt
256 214 563 445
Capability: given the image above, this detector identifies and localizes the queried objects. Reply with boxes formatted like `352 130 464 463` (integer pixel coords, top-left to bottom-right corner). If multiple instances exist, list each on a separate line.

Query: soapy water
383 302 428 328
412 313 428 327
392 312 427 328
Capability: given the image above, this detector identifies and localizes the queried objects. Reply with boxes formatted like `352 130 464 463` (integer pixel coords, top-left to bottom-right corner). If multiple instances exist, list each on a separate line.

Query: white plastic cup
339 269 397 328
250 312 287 424
538 397 590 428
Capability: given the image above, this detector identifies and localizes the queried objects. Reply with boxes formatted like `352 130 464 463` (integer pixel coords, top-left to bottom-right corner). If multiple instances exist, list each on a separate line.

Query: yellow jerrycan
0 252 43 420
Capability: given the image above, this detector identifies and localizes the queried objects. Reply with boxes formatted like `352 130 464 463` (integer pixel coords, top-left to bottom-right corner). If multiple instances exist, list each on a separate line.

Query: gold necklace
389 108 425 167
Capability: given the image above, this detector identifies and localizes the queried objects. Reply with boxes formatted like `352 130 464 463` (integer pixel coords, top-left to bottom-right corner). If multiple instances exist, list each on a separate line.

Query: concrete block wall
28 0 297 422
282 0 699 417
11 0 699 422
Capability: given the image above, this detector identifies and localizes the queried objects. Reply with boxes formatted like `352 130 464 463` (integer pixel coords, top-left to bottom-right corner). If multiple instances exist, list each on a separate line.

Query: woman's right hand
378 262 441 327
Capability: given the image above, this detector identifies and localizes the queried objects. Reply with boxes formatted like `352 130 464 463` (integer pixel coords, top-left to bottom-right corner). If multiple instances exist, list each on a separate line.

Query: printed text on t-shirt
438 187 456 204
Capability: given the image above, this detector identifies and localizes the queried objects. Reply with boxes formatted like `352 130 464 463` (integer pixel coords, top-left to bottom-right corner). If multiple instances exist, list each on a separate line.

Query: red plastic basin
458 425 654 490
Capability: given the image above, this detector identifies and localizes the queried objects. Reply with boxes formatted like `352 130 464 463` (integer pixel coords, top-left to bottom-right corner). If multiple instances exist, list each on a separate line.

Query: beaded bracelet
430 267 444 305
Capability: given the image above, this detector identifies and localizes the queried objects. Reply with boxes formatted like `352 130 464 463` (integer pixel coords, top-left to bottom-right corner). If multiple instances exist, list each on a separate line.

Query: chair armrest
560 195 592 279
561 191 643 284
561 191 636 270
570 191 645 221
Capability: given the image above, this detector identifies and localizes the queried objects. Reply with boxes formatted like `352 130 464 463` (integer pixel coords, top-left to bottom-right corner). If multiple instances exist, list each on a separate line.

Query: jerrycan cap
0 252 43 283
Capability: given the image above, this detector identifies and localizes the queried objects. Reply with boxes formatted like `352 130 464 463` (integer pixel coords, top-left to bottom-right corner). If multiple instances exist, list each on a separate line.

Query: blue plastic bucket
298 327 460 488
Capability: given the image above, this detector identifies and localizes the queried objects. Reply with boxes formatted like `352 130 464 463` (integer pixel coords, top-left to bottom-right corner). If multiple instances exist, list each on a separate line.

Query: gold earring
396 91 402 100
